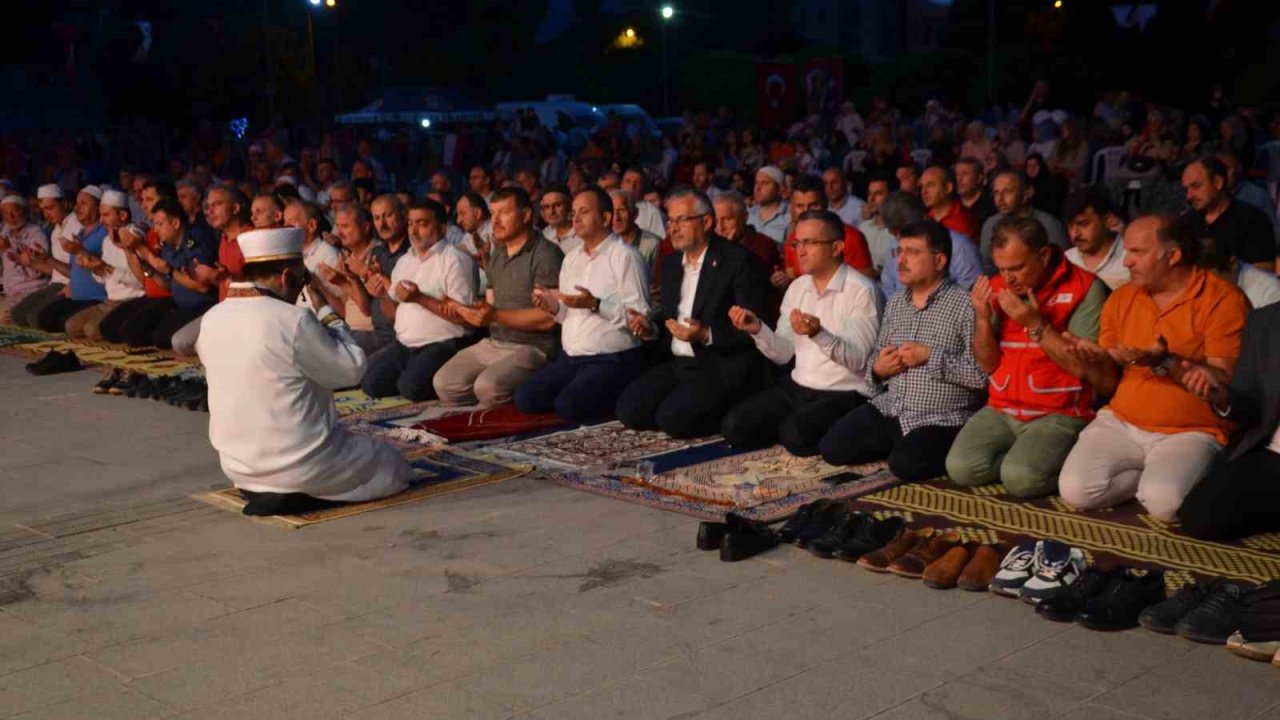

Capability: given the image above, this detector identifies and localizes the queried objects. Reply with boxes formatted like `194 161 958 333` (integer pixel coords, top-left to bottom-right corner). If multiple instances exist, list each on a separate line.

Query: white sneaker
1019 540 1086 604
989 541 1038 597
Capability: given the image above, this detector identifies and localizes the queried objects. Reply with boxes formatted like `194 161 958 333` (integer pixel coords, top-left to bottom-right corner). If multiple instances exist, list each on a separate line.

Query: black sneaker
1175 582 1247 644
93 368 124 394
834 515 905 562
108 371 141 396
1139 579 1217 634
795 501 847 549
27 351 81 376
1076 568 1166 631
125 375 152 398
1036 567 1116 622
807 511 870 559
778 501 825 544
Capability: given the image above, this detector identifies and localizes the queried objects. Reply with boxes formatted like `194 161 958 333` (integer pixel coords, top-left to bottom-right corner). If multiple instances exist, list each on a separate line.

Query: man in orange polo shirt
779 176 874 284
920 165 978 238
1059 215 1250 521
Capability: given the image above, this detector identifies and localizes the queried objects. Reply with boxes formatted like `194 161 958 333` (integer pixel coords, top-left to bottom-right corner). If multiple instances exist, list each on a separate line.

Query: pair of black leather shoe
1139 578 1247 643
697 514 779 562
777 499 847 548
26 351 81 376
1063 567 1166 631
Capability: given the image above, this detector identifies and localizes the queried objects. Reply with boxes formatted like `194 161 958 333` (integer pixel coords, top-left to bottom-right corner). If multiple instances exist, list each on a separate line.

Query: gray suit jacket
1225 304 1280 461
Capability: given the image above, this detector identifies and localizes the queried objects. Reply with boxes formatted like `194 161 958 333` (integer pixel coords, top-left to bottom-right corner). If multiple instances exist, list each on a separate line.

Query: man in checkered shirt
819 219 987 480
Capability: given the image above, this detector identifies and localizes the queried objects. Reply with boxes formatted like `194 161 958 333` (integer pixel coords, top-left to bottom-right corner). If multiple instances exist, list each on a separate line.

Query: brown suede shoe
857 527 924 573
922 543 973 589
957 543 1007 591
888 530 960 579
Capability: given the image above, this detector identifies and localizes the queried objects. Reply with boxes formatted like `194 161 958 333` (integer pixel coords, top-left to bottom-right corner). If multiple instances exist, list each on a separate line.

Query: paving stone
0 656 126 717
7 685 171 720
1092 643 1280 720
344 682 513 720
993 624 1193 691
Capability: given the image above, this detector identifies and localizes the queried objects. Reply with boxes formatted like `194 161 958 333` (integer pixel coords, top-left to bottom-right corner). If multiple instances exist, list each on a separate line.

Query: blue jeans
361 337 465 401
514 347 646 424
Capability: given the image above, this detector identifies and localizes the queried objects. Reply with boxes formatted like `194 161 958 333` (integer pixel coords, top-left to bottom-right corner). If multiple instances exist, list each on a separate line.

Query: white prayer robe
197 285 414 501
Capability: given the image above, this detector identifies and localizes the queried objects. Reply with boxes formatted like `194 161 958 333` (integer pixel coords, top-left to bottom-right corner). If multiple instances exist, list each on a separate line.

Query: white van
494 97 605 136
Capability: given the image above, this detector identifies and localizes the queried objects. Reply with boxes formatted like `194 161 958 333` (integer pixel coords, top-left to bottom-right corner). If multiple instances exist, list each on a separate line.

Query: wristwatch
1027 323 1047 341
590 297 601 313
1151 354 1176 377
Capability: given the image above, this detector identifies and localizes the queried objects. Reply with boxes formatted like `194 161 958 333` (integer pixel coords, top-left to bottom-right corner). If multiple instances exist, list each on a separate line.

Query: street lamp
659 4 674 115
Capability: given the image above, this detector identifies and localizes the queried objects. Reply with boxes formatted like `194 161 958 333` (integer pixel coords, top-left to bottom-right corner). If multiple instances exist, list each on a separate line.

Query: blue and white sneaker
989 541 1038 598
1019 539 1087 605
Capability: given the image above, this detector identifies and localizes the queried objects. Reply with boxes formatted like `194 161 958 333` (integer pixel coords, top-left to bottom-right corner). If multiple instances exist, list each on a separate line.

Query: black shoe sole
1138 618 1178 634
1036 607 1079 622
1076 617 1138 632
1177 629 1232 644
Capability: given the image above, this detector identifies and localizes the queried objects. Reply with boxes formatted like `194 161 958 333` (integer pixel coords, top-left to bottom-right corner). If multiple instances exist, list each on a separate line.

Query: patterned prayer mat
847 480 1280 591
194 447 532 529
543 443 903 523
494 421 722 469
0 324 59 349
10 338 199 376
333 389 415 418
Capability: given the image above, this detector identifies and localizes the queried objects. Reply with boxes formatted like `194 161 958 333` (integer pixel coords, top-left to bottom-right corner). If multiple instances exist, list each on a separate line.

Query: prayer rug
0 325 59 349
194 447 532 529
410 404 567 442
13 339 199 375
333 389 415 418
847 480 1280 591
543 443 902 523
493 421 722 469
340 401 481 450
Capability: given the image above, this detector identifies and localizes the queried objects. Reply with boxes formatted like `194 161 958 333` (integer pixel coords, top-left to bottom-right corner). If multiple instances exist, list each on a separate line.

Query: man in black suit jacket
1179 304 1280 540
616 189 770 438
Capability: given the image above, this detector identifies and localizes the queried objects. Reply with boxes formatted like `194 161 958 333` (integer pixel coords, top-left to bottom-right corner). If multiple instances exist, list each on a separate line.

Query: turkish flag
801 57 844 115
756 62 798 130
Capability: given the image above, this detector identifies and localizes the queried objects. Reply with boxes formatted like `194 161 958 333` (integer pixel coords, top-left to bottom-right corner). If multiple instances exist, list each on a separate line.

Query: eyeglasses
787 239 837 249
668 213 708 226
891 247 941 259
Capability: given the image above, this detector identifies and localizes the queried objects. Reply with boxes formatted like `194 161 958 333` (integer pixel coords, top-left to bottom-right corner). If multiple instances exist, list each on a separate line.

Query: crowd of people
1 80 1279 534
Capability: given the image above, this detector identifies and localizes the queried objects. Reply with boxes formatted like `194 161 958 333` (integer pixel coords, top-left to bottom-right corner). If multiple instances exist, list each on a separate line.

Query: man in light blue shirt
878 192 982 296
747 165 791 245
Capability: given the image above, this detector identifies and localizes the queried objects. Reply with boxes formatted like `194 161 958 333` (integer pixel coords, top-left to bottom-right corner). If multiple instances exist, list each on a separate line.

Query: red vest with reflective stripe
987 253 1096 421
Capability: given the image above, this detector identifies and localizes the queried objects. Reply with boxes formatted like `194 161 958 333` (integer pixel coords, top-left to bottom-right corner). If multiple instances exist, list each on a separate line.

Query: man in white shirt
857 174 895 275
516 187 652 424
1196 234 1280 310
1063 185 1129 290
539 184 580 254
198 227 414 517
468 165 495 204
11 185 77 327
978 170 1069 270
747 166 791 245
65 190 145 339
621 168 667 238
455 191 493 263
360 199 477 400
723 210 882 456
284 200 345 309
0 196 51 325
824 167 865 228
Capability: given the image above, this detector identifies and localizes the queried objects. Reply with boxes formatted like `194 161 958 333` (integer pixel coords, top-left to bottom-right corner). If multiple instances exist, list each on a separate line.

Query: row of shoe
25 351 82 376
697 514 779 561
93 369 209 412
773 500 1007 590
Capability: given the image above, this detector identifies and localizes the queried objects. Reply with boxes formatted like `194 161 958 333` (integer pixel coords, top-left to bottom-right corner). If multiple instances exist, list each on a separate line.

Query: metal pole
661 22 669 116
986 0 995 104
262 0 276 125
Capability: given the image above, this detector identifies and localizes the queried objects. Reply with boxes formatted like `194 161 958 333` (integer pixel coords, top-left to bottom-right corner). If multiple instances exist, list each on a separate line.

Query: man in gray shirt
978 169 1067 272
433 187 564 406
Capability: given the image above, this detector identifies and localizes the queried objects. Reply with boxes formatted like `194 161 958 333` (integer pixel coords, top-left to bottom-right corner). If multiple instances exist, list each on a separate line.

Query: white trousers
1058 409 1222 522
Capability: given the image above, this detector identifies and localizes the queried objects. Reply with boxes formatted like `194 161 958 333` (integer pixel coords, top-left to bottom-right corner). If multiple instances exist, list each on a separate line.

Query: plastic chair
1091 146 1125 184
909 148 933 168
843 150 869 174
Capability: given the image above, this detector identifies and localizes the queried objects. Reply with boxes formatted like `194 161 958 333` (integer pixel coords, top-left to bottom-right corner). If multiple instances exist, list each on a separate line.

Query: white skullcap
297 185 316 202
274 175 298 186
756 165 785 187
0 194 27 208
101 190 130 209
79 185 103 200
37 184 64 200
239 227 304 264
